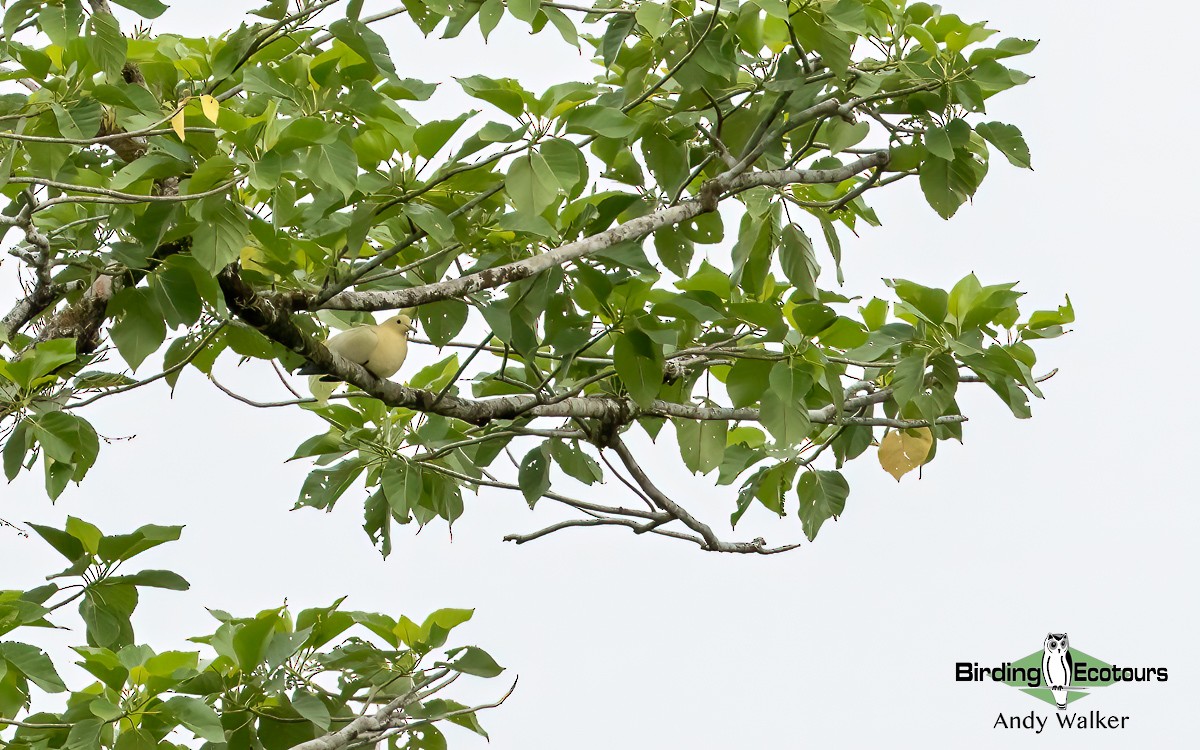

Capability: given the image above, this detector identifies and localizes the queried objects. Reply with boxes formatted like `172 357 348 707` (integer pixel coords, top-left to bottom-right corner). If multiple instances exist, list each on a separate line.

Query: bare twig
611 438 800 554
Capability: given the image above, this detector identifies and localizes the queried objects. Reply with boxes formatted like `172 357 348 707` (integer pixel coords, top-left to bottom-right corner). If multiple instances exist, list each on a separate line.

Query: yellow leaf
239 245 274 276
199 94 219 124
308 375 337 406
878 427 933 481
170 108 186 141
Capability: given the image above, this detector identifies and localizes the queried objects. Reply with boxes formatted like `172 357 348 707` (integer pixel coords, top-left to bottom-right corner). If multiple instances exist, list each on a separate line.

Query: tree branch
217 275 981 433
299 153 888 313
286 668 450 750
611 438 800 554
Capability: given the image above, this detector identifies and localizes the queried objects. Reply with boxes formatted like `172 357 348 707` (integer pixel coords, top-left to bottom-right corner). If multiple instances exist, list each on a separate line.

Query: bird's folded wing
326 326 379 365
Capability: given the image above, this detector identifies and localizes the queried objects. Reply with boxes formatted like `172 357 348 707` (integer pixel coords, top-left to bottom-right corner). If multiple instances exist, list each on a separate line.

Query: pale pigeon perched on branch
297 314 416 401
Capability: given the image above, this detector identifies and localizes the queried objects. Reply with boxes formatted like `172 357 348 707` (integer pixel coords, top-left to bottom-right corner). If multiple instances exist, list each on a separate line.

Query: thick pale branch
723 151 889 195
217 274 977 431
295 153 888 313
287 668 449 750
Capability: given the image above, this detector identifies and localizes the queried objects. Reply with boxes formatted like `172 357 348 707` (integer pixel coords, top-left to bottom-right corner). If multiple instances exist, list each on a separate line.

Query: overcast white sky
3 1 1198 747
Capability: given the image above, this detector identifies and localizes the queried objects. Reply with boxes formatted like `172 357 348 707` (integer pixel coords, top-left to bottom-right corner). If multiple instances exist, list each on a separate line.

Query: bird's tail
296 362 322 375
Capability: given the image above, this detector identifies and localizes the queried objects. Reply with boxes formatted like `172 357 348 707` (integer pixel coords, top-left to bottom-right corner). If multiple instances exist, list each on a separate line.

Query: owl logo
1042 633 1073 709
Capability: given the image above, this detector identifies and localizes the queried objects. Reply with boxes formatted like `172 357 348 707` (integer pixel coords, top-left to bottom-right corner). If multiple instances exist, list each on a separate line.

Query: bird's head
385 314 416 335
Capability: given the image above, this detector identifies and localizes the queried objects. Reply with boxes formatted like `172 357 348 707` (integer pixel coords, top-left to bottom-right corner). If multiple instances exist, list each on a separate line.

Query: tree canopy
0 0 1067 746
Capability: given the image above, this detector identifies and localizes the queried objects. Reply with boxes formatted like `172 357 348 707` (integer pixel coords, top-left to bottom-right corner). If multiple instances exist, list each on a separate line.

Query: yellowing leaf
171 108 186 141
878 428 933 481
239 245 269 274
308 375 337 406
199 94 219 124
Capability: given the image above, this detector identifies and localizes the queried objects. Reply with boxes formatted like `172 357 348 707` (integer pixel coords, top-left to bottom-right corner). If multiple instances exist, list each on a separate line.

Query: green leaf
517 446 550 507
613 329 662 408
87 12 127 78
506 152 559 215
65 516 103 553
969 37 1038 65
641 131 687 193
548 440 602 485
80 581 137 648
563 105 637 138
817 214 843 284
4 421 31 482
292 689 332 730
478 0 504 39
30 413 100 486
328 18 398 79
600 15 636 68
110 569 190 591
422 608 474 636
796 470 849 541
905 22 939 52
53 99 103 139
96 524 183 562
405 203 456 245
730 214 773 295
635 2 671 37
164 696 225 743
0 642 67 692
779 225 820 299
152 265 202 329
187 154 236 194
1023 295 1074 339
924 125 955 160
654 225 693 277
886 278 948 324
540 138 586 197
108 289 165 372
976 121 1032 168
417 299 468 347
453 76 525 117
3 338 77 389
0 126 20 193
676 419 727 475
65 719 103 750
28 521 86 561
508 0 539 23
110 0 168 17
543 5 578 47
919 156 966 219
297 460 365 511
305 139 359 200
792 10 852 74
414 114 472 159
191 199 249 275
381 460 422 518
890 353 928 408
759 361 812 445
824 118 869 155
726 358 773 409
446 646 504 677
